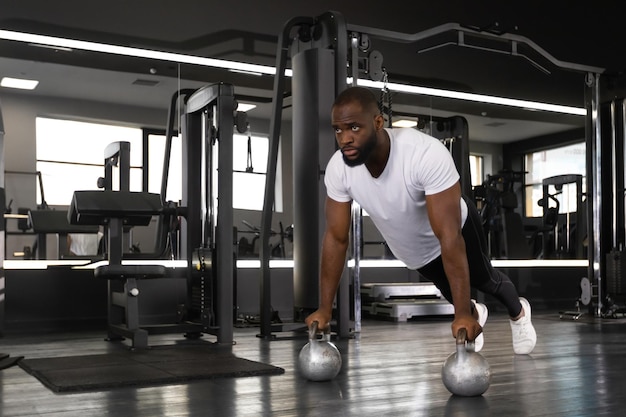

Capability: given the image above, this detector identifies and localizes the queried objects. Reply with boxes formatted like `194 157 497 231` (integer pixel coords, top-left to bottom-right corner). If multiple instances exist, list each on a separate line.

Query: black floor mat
18 344 284 393
0 355 24 370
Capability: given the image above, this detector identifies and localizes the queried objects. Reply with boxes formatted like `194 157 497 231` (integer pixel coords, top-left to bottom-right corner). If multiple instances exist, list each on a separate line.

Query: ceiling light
0 29 586 116
392 119 418 128
237 103 257 112
358 79 586 116
0 29 277 76
1 76 39 90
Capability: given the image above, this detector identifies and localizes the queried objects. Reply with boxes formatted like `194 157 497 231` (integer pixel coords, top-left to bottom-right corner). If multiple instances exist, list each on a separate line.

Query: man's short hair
333 86 381 114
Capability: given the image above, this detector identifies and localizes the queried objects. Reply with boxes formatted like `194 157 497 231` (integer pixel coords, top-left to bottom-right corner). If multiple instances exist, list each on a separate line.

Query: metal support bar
259 15 314 339
215 87 235 344
260 11 349 339
346 22 605 75
350 203 362 333
586 73 603 315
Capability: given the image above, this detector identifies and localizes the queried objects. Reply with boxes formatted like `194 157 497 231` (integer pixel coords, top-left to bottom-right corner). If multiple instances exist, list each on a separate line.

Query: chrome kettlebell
298 321 342 381
441 328 491 396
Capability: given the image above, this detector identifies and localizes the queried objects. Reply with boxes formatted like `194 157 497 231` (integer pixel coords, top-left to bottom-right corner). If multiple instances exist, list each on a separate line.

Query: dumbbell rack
361 282 454 322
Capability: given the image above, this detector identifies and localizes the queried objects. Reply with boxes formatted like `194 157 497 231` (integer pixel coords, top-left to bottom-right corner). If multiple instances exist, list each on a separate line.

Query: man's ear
374 113 385 130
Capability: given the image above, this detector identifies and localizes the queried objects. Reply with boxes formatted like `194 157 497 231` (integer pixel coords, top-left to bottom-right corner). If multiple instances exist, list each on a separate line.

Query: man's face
331 101 379 167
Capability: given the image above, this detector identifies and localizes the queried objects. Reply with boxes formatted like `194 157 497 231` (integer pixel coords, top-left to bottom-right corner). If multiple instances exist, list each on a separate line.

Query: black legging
417 196 523 318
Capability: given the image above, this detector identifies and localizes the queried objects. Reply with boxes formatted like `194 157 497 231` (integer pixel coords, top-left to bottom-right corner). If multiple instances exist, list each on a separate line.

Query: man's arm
305 197 352 330
425 182 482 341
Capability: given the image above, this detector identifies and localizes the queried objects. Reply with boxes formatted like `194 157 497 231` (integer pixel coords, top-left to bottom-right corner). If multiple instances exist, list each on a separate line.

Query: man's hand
451 314 483 342
305 309 332 332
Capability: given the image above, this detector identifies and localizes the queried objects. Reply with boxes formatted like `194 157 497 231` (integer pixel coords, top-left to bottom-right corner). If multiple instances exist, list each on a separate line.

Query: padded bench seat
94 264 168 280
69 190 162 227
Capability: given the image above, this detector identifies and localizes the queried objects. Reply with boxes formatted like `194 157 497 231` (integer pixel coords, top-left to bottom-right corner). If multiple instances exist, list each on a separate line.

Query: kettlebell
441 328 491 396
298 321 342 381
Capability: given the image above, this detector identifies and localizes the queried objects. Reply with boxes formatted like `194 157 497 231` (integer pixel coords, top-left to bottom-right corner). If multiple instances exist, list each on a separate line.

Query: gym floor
1 311 624 417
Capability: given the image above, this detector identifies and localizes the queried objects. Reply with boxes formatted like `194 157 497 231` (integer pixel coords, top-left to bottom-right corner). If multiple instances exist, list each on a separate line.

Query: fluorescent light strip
347 259 406 268
4 260 93 269
0 29 584 115
0 29 281 76
358 79 587 116
491 259 589 268
237 259 295 269
347 259 589 268
3 258 588 270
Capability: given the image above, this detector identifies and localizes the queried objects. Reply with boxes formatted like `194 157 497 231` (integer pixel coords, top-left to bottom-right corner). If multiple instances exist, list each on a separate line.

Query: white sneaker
510 297 537 355
472 300 488 352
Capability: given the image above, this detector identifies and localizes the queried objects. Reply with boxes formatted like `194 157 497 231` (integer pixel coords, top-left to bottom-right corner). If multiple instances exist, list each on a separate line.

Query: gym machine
258 10 608 332
259 11 478 337
427 117 472 198
563 97 626 320
474 170 529 259
539 174 585 260
69 83 238 348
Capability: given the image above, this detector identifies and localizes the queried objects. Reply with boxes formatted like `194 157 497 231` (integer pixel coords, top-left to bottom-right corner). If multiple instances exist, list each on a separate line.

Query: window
146 131 281 211
36 117 142 205
524 142 586 217
469 154 484 187
37 118 281 212
146 132 183 203
232 133 282 212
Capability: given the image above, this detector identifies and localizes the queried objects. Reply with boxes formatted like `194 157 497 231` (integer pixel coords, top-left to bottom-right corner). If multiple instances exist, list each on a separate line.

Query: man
305 86 536 354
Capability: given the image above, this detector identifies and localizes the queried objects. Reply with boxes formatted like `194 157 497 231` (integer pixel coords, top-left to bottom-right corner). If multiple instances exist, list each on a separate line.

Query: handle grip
309 320 330 341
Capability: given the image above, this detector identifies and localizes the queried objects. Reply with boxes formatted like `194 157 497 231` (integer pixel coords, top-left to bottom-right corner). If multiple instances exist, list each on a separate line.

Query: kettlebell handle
456 328 476 351
456 328 467 345
309 320 330 341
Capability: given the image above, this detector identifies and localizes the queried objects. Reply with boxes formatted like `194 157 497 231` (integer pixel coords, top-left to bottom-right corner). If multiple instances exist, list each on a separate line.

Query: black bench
69 190 185 349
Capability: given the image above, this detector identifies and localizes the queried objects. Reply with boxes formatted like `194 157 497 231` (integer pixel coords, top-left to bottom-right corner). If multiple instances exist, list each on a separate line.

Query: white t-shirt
324 127 468 269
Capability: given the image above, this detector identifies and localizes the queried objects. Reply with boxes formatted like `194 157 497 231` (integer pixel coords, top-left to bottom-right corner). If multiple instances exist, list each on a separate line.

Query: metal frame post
0 100 4 336
182 83 235 344
586 72 603 315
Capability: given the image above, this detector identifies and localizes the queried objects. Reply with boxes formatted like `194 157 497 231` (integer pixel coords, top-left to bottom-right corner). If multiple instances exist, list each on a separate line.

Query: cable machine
180 83 236 343
259 11 473 338
259 11 606 337
69 83 237 348
539 174 585 260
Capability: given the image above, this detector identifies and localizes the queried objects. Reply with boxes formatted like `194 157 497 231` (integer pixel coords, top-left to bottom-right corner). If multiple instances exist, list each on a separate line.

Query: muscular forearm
440 233 472 317
319 232 349 312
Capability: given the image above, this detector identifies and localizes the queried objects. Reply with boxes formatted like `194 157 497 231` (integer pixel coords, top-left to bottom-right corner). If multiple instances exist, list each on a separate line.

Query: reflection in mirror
0 26 590 262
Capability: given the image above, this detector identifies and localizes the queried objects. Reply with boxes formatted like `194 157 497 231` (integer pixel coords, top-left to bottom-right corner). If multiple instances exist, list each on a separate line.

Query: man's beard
341 132 377 167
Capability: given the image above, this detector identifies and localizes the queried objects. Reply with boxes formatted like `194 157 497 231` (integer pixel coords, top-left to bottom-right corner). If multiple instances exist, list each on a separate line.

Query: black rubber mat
18 344 284 392
0 355 24 371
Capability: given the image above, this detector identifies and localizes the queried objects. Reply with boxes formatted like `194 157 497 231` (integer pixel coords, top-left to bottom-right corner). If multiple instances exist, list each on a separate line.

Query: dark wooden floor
1 311 625 417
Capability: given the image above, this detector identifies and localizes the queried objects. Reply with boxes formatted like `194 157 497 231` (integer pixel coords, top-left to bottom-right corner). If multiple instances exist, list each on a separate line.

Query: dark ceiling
1 0 625 143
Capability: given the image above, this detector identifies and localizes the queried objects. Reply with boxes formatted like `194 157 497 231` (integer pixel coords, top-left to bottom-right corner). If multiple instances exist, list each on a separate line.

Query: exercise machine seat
68 190 162 227
94 264 168 280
